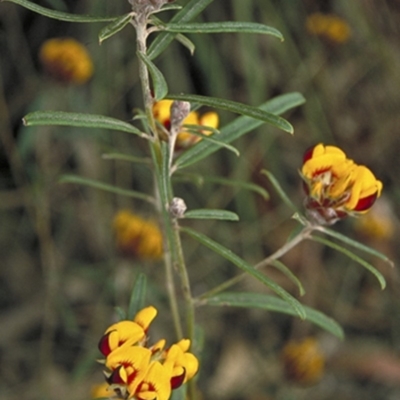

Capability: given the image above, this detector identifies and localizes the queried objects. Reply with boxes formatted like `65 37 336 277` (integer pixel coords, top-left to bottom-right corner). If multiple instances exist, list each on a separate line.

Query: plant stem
195 225 315 302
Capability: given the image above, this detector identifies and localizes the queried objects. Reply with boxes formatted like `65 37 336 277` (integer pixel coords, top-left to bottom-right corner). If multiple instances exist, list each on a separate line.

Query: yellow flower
306 13 351 44
153 99 219 149
98 306 157 356
113 210 163 260
136 362 172 400
354 197 394 240
301 143 382 225
98 306 199 400
163 339 199 388
39 38 93 84
282 337 325 385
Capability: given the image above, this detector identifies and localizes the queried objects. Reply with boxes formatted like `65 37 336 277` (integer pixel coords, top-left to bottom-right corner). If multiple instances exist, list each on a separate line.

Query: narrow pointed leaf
203 292 344 339
127 273 147 320
59 174 155 204
137 52 168 101
270 260 305 296
168 94 293 133
175 34 195 55
163 22 283 41
148 0 215 60
183 127 239 157
23 111 144 136
260 169 299 213
317 226 394 267
175 92 305 170
181 227 306 319
114 307 127 321
174 174 269 200
99 13 133 44
3 0 116 22
311 235 386 290
184 209 239 221
102 153 152 165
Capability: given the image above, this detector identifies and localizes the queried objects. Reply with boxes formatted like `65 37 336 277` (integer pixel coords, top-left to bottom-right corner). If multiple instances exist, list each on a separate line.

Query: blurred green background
0 0 399 399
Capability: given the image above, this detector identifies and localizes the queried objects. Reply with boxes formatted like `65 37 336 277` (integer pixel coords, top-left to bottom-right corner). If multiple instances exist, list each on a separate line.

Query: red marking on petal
354 193 378 212
303 145 316 163
98 332 112 356
171 369 186 389
164 119 171 130
107 366 126 385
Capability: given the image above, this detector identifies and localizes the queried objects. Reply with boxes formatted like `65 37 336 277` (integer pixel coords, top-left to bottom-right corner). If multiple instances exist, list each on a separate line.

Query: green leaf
181 227 306 319
167 93 293 134
59 174 155 204
175 33 195 55
184 209 239 221
163 22 283 41
270 260 305 296
127 273 147 320
114 307 126 321
23 111 144 136
182 127 240 157
260 169 299 213
202 292 344 339
99 13 133 44
317 226 394 267
148 0 215 60
311 235 386 290
102 152 152 165
3 0 116 22
174 92 305 170
173 173 270 200
137 52 168 101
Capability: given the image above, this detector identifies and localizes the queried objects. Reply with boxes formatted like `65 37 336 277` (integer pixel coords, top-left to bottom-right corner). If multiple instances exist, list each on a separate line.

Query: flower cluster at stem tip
113 210 163 260
98 306 199 400
39 38 93 84
153 100 219 149
301 143 383 225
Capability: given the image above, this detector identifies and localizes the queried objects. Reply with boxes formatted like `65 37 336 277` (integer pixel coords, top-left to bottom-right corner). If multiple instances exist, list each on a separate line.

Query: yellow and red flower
113 210 163 260
153 99 219 149
98 306 199 400
39 38 93 84
301 144 382 225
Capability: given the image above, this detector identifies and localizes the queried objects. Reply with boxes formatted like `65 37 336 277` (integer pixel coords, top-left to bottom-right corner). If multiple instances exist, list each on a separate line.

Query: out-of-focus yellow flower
98 306 199 400
354 197 395 240
91 382 112 399
282 337 325 385
301 143 383 225
113 210 163 260
153 99 219 149
39 38 93 84
306 13 351 44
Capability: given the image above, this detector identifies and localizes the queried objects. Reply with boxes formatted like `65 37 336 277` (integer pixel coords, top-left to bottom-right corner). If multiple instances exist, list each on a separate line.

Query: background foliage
0 0 399 399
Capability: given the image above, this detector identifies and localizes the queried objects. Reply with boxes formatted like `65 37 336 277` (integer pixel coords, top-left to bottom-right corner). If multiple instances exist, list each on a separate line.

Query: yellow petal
136 362 171 400
199 111 219 130
153 100 173 125
134 306 157 331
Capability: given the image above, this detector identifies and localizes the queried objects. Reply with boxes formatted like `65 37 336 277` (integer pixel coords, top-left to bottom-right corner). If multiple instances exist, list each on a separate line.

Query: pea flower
39 38 93 84
153 99 219 149
113 210 163 260
301 143 383 225
306 13 351 44
282 337 325 385
98 306 199 400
